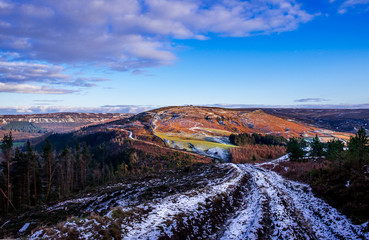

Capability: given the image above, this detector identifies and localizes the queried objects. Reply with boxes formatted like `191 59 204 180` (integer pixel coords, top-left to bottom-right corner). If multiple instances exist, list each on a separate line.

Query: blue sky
0 0 369 114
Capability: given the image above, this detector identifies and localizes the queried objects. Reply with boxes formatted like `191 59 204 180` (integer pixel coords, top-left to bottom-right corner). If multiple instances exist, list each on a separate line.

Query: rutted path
219 163 369 240
28 158 369 239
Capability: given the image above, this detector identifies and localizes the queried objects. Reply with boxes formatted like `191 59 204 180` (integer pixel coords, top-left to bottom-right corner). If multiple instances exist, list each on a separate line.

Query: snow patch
19 223 30 233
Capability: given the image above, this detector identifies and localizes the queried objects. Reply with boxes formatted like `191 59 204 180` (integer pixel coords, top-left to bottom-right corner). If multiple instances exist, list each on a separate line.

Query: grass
155 132 235 150
13 141 25 147
197 127 232 136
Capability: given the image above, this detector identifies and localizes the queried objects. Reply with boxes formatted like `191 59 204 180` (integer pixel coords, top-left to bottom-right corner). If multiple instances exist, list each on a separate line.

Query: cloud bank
2 103 369 115
0 53 108 93
0 105 159 115
0 82 75 94
0 0 314 72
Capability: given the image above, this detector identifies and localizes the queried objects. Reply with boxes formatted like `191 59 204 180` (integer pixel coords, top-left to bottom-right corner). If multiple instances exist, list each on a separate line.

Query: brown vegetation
230 145 286 163
147 106 352 141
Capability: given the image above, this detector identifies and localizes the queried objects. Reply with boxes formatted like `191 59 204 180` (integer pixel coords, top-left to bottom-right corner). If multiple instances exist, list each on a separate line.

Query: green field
13 142 26 147
155 132 235 150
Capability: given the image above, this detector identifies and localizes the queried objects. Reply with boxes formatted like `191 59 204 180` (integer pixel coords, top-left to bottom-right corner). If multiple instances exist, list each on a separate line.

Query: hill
261 108 369 134
104 106 353 161
0 112 130 142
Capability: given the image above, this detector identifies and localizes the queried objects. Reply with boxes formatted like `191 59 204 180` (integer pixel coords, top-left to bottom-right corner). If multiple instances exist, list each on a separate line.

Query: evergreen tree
25 141 39 205
347 126 369 165
310 135 324 157
42 139 55 201
287 137 306 161
81 143 91 187
326 139 344 162
1 132 14 212
75 141 83 189
12 147 26 206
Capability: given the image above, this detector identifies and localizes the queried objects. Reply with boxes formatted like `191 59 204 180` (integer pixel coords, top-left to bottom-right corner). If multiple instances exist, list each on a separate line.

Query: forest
229 132 287 163
229 132 287 146
1 121 47 133
0 130 202 217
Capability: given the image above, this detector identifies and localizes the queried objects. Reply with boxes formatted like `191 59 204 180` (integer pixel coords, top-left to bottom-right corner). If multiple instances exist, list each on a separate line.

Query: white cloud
0 82 76 94
0 57 108 89
0 0 315 71
336 0 369 13
294 98 330 103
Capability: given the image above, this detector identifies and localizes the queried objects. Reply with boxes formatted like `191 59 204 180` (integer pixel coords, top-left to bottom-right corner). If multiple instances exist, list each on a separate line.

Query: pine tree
42 139 55 201
25 141 38 205
75 141 83 189
347 126 369 165
81 143 91 187
1 132 14 212
310 135 324 157
326 139 344 162
287 137 306 161
12 147 26 206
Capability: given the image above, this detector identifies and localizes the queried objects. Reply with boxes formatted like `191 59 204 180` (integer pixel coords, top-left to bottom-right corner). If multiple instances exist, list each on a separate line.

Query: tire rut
218 164 369 240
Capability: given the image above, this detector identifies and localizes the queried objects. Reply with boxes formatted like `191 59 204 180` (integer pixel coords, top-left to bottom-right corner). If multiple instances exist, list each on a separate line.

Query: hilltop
102 106 353 161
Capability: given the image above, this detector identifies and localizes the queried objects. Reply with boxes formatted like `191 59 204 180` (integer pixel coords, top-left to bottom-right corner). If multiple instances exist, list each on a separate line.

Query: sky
0 0 369 114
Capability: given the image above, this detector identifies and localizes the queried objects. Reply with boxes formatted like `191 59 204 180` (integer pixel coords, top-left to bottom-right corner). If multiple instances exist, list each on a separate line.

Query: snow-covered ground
219 164 369 239
28 157 369 239
29 164 246 239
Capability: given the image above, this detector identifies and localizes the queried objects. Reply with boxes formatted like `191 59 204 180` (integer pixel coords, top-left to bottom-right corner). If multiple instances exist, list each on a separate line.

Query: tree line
286 127 369 165
0 133 94 214
229 133 287 146
0 130 201 216
286 127 369 223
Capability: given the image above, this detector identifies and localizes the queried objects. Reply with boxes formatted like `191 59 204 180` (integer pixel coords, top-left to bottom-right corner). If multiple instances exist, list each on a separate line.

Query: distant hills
0 112 131 141
1 106 365 153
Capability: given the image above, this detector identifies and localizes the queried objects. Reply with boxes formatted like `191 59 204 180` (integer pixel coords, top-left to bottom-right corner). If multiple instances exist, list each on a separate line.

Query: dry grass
230 145 286 163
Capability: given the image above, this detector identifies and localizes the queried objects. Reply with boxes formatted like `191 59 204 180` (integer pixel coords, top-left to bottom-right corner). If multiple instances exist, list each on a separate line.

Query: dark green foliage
1 129 201 218
1 132 14 212
310 135 324 157
1 121 47 133
42 139 55 201
305 126 369 224
286 137 307 161
229 133 287 146
35 133 74 152
1 132 13 158
35 131 117 153
326 139 344 161
347 126 369 165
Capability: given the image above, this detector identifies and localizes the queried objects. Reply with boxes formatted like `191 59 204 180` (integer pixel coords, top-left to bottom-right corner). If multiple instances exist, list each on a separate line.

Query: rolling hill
104 106 353 161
